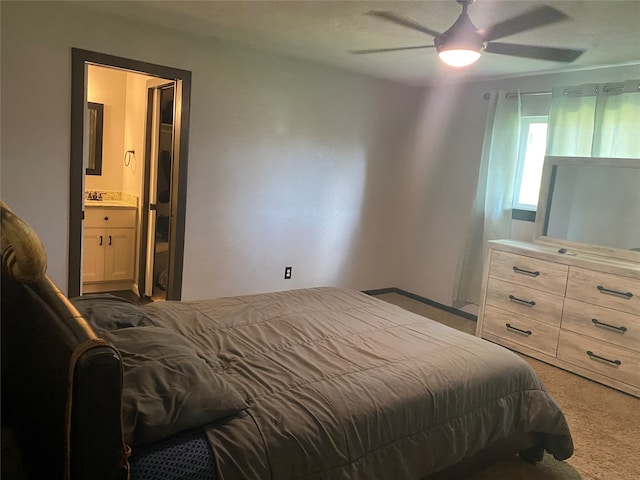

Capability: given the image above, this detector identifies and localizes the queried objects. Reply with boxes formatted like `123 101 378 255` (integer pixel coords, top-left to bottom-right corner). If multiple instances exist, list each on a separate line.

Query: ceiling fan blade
485 42 585 62
480 5 570 42
367 11 441 38
350 45 435 55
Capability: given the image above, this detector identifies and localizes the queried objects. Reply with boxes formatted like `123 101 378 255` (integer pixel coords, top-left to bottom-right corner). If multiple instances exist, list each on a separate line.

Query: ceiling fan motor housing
434 7 484 55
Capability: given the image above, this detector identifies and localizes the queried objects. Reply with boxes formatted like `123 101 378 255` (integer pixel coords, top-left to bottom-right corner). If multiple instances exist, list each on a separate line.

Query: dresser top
488 239 640 280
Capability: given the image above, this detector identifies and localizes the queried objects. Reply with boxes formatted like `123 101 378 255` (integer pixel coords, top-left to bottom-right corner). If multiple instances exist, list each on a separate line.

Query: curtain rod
484 80 639 100
483 90 551 100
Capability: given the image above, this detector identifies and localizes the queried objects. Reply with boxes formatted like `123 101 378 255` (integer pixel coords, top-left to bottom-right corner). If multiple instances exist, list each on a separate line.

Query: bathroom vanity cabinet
82 206 136 292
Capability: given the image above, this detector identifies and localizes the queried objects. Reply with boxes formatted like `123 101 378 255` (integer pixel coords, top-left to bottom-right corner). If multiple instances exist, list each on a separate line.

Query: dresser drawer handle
596 286 633 299
591 318 628 333
512 266 540 277
508 295 536 307
505 323 532 336
586 350 622 367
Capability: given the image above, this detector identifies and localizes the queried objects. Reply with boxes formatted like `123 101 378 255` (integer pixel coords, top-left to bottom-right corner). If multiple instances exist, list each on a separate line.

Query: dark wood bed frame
1 202 541 480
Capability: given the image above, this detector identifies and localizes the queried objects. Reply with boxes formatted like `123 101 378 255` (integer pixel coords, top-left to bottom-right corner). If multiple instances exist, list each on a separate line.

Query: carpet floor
374 292 640 480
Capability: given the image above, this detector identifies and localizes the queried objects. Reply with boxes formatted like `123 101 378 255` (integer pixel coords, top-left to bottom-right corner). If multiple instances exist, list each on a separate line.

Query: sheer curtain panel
453 90 521 307
547 79 640 158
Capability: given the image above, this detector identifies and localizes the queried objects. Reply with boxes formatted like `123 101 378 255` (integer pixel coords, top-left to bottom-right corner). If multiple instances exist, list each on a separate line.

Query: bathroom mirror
535 155 640 262
86 102 104 176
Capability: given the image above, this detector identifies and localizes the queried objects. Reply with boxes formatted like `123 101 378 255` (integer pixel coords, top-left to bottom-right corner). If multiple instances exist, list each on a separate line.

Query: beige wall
122 72 154 199
86 65 127 192
1 1 417 298
86 65 151 200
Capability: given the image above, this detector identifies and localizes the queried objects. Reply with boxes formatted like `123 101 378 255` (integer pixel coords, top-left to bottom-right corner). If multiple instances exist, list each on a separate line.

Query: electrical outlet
284 266 292 279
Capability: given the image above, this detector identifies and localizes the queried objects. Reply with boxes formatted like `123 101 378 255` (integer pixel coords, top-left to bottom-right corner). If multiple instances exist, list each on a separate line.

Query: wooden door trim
69 48 191 300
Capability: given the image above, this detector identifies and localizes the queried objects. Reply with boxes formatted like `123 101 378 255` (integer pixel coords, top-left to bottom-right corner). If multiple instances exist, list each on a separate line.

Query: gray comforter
140 287 573 480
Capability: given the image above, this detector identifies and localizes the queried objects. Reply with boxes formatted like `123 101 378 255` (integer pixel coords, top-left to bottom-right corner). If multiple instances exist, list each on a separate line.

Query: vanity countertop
85 200 136 208
85 191 138 208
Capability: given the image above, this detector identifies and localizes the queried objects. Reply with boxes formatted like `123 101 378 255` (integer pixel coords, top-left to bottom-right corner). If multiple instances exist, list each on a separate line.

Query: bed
0 201 573 480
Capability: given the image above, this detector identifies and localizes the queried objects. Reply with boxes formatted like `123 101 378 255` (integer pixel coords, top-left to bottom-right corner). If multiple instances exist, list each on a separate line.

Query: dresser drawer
486 278 563 327
85 208 136 228
558 330 640 388
562 298 640 353
489 250 568 295
482 305 560 357
566 267 640 315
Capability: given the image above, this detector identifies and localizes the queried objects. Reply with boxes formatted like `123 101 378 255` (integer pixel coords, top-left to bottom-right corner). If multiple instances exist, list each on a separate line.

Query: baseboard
363 287 477 322
363 287 399 296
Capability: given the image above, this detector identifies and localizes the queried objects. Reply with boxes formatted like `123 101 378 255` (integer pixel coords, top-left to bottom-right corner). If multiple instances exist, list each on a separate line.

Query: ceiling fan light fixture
434 3 483 68
437 47 481 67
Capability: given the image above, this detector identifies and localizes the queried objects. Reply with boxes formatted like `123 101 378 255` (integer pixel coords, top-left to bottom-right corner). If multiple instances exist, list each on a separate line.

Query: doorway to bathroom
68 48 191 301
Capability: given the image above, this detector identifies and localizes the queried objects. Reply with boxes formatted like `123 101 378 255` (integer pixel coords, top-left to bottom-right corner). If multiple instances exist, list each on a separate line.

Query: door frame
69 48 191 300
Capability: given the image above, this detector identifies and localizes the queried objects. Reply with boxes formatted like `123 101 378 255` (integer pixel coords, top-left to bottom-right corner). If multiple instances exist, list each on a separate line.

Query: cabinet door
83 228 105 282
104 228 135 281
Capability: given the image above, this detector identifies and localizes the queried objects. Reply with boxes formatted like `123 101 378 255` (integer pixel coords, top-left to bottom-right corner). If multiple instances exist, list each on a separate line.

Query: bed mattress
134 287 572 480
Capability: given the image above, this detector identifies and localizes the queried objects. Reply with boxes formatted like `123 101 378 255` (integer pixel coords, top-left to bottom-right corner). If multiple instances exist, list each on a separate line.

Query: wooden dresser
476 239 640 397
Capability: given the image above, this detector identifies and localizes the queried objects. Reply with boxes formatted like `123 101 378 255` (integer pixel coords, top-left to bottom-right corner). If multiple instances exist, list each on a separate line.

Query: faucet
87 191 103 201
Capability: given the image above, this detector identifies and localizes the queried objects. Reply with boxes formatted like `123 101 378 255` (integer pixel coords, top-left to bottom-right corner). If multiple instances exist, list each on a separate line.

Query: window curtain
452 90 521 307
547 79 640 157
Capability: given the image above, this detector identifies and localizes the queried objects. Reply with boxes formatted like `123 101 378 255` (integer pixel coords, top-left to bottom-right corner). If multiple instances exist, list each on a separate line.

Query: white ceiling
84 0 640 86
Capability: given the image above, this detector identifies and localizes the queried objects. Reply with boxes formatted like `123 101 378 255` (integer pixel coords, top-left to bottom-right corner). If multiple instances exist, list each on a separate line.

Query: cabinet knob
104 216 109 221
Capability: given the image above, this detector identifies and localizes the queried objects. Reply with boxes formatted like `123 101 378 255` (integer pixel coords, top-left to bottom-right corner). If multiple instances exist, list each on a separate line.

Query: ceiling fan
351 0 585 67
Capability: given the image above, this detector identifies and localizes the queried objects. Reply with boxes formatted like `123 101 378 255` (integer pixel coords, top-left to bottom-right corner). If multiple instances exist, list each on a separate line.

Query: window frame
512 115 549 216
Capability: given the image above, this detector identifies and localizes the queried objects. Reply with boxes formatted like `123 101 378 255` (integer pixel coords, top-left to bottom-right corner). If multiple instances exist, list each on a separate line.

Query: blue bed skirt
130 429 218 480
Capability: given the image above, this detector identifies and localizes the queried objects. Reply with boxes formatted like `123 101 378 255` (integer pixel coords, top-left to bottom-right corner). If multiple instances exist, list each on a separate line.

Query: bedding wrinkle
309 384 353 461
259 388 351 478
207 412 272 480
225 336 502 406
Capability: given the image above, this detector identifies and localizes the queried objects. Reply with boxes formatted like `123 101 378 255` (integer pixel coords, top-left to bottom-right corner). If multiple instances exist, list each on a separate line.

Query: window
513 116 548 211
